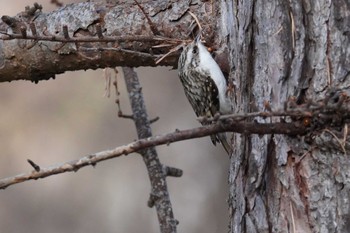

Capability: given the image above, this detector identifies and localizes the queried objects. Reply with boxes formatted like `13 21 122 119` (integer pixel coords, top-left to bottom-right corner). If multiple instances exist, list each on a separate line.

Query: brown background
0 1 228 232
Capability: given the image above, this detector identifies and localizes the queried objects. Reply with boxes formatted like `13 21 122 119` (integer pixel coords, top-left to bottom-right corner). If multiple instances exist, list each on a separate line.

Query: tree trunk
224 0 350 232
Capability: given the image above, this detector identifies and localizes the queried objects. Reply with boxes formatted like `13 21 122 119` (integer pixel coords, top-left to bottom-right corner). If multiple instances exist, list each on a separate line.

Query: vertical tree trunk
223 0 350 232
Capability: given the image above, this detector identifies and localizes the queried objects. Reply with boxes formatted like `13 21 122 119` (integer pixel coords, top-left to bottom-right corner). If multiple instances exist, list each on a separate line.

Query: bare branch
199 110 312 123
122 67 178 233
0 119 306 190
0 1 211 82
0 33 174 43
201 90 350 130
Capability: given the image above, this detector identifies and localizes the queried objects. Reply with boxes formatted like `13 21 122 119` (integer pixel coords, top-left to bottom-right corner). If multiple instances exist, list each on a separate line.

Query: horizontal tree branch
0 1 215 82
0 119 306 190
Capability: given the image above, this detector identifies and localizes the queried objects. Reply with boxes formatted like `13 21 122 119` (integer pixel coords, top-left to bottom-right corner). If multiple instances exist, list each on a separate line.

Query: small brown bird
178 36 232 154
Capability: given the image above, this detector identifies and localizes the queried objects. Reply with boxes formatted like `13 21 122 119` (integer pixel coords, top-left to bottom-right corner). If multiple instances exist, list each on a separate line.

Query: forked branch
121 67 177 232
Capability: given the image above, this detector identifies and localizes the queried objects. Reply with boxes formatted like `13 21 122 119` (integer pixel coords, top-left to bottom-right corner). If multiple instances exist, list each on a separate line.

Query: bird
178 35 232 154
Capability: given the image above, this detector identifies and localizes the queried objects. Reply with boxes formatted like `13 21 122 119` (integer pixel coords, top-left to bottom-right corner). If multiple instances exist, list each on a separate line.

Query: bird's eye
192 46 198 54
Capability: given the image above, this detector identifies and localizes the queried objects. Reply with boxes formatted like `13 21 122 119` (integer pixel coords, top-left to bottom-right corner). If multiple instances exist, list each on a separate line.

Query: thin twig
0 32 175 44
188 11 203 31
27 159 40 172
198 110 312 123
50 0 64 7
112 68 135 120
79 47 160 59
134 0 160 35
155 43 184 64
290 202 296 233
324 129 347 155
103 68 112 98
149 116 160 124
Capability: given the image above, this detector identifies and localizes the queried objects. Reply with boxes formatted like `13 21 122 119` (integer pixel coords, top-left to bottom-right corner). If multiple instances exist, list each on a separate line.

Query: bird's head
178 35 209 72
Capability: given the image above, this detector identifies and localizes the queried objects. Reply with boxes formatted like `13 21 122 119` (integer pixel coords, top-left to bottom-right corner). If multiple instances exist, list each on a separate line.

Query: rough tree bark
1 1 350 233
225 0 350 232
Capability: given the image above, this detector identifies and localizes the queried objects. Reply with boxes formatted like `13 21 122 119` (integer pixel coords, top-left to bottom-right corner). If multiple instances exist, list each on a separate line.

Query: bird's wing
204 75 220 118
185 69 220 118
182 70 231 154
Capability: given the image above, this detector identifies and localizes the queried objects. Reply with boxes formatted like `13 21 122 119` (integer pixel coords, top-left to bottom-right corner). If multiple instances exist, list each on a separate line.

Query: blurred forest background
0 1 229 232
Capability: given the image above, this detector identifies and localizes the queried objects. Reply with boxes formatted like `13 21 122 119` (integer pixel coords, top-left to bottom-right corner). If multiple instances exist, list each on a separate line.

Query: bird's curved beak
194 29 202 43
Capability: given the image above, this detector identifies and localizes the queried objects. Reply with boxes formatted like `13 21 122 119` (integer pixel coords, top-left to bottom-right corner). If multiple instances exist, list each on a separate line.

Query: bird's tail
218 133 232 155
211 133 232 155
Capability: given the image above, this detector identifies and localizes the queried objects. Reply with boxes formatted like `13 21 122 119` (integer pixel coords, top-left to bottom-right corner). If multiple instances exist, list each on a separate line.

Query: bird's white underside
196 42 231 114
